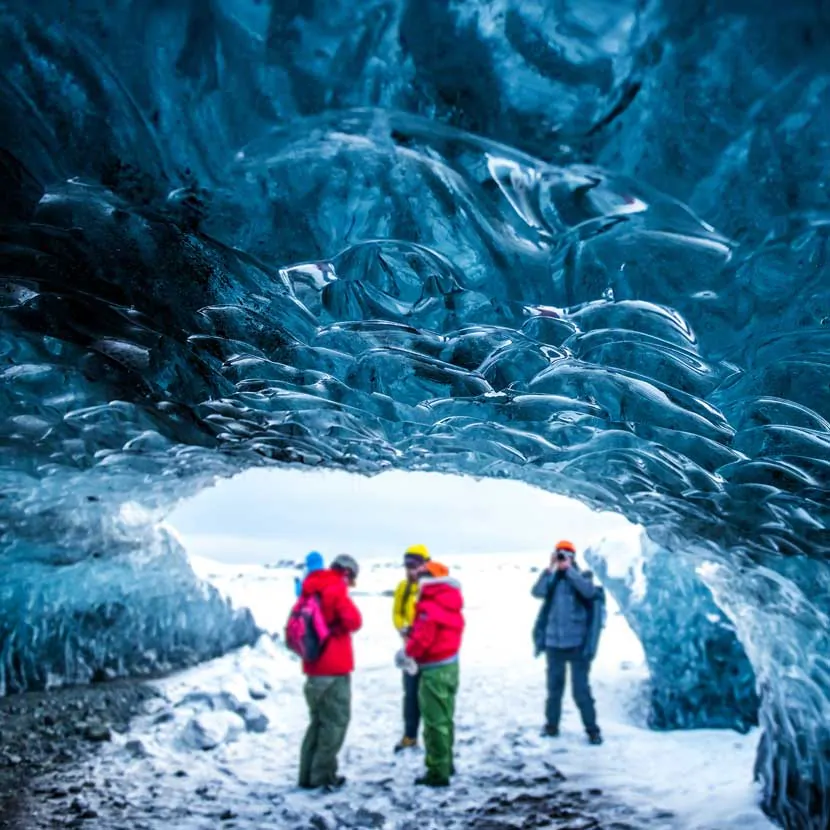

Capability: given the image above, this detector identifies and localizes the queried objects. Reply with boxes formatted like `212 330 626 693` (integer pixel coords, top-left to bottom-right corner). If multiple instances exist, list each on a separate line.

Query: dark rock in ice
347 807 387 828
69 795 94 816
248 686 268 702
83 721 112 743
237 702 269 734
46 787 68 799
124 739 150 759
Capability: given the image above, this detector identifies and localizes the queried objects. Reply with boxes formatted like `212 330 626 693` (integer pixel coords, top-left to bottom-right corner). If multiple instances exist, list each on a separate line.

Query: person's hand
395 649 418 675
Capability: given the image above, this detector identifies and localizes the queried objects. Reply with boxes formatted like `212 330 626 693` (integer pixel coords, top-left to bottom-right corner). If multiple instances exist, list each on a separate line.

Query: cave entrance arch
166 466 766 824
169 466 761 734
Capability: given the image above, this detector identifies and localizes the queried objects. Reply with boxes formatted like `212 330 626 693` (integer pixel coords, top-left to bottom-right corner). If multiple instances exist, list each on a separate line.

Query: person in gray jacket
532 540 603 745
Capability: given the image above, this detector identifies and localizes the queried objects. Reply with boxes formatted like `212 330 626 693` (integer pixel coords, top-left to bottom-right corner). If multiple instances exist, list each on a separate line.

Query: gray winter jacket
532 567 597 650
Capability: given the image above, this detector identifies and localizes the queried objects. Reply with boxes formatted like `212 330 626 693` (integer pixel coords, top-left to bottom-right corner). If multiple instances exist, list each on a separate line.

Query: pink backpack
285 594 330 662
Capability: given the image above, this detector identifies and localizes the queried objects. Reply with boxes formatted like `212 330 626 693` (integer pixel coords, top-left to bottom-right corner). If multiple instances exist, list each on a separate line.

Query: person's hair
331 553 359 580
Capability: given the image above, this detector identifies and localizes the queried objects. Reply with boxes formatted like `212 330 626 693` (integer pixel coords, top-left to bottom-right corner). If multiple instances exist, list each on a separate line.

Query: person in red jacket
298 554 362 791
404 560 465 787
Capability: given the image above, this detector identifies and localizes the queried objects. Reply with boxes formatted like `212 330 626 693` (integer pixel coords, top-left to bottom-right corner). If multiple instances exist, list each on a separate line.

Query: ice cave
0 0 828 827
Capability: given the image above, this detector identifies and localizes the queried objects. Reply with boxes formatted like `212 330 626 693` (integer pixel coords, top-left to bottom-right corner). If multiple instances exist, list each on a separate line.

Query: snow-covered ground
80 548 773 830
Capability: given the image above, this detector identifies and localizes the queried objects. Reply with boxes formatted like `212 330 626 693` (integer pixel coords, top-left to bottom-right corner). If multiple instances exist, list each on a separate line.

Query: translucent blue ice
1 1 829 825
586 532 759 733
0 514 259 695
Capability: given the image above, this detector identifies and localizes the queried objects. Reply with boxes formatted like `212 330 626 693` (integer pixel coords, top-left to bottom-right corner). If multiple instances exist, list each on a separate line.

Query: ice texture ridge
586 531 760 734
1 1 829 827
0 515 258 694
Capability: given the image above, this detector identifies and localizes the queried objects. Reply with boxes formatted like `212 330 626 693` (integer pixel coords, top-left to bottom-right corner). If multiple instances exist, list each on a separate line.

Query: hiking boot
542 724 560 737
587 731 603 746
394 736 418 753
322 776 346 793
415 774 450 788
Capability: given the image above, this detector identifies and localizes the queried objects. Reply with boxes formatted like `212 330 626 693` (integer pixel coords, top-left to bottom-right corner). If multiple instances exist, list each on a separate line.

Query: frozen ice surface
0 0 829 824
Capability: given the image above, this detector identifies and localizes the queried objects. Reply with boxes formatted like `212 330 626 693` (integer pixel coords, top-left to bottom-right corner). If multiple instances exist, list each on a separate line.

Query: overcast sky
168 468 634 565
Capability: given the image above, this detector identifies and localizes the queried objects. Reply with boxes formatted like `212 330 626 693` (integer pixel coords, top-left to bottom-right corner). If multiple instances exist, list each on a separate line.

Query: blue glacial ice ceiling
0 0 829 825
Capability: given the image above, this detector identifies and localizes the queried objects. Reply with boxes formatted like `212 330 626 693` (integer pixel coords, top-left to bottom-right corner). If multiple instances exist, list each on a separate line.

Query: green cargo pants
299 675 351 788
418 661 460 782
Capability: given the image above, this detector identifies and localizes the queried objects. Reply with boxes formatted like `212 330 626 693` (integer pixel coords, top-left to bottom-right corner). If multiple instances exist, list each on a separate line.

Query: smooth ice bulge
1 1 829 827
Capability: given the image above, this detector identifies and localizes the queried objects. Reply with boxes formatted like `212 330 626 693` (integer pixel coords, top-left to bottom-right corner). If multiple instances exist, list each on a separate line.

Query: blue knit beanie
305 551 324 572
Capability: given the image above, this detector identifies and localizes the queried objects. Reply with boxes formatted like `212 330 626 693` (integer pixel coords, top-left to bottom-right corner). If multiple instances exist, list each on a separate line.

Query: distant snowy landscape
77 536 773 830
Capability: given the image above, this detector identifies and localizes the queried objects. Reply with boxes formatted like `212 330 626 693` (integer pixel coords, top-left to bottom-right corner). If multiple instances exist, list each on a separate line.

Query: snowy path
46 555 773 829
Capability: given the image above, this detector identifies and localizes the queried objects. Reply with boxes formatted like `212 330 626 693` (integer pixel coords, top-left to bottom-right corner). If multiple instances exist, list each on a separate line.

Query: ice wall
586 532 759 733
0 498 259 694
1 1 829 826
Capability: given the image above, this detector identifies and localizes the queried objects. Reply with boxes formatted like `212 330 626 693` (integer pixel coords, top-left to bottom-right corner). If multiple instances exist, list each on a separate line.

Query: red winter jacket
300 569 362 676
405 577 465 666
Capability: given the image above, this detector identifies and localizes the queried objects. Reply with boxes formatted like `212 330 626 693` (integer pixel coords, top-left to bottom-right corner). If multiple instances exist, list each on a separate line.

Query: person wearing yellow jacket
392 544 430 752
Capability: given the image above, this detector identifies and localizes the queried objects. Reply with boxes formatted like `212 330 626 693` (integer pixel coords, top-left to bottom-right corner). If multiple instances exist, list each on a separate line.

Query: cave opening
165 466 765 826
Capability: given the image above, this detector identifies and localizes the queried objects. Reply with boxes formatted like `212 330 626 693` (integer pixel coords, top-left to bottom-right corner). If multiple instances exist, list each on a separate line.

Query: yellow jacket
392 578 419 632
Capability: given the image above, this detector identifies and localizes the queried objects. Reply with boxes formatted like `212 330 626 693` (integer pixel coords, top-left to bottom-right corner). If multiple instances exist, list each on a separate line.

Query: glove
394 649 419 676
